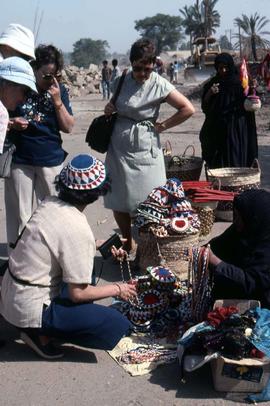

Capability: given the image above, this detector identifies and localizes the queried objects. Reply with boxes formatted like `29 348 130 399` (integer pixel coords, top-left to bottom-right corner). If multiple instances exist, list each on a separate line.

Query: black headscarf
210 189 270 307
234 189 270 243
210 189 270 268
214 53 239 85
201 52 245 116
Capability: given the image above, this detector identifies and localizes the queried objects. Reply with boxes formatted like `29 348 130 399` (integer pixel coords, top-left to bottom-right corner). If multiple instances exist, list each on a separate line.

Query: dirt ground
0 79 269 406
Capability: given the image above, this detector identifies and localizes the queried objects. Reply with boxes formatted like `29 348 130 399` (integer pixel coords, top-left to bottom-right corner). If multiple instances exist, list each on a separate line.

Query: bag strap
110 69 127 105
8 267 56 288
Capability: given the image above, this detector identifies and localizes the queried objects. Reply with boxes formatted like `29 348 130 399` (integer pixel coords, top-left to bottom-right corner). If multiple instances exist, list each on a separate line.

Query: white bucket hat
0 23 35 60
0 57 37 92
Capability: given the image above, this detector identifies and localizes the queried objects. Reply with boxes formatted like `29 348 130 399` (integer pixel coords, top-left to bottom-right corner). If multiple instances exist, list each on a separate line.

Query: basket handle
251 158 261 172
211 177 221 191
163 140 172 156
164 140 172 153
182 145 195 157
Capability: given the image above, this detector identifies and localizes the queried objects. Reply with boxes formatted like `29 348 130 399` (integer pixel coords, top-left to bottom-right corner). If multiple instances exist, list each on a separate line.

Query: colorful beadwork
148 266 176 284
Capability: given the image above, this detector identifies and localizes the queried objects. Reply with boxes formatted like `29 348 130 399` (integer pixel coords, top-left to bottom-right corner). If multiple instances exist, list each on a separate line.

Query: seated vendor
0 154 136 359
208 189 270 308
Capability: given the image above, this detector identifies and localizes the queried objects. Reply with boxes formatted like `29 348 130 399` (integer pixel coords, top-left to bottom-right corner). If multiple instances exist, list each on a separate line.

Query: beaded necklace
119 258 142 309
117 345 177 365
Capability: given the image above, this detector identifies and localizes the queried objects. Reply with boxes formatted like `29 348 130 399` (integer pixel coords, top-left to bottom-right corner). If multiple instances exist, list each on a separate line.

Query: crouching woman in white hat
0 154 136 359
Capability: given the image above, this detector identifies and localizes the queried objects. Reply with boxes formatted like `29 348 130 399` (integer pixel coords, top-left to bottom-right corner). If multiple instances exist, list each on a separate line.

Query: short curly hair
55 176 110 206
31 44 64 72
129 39 156 64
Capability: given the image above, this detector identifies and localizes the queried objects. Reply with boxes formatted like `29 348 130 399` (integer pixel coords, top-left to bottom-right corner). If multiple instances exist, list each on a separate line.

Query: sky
0 0 270 54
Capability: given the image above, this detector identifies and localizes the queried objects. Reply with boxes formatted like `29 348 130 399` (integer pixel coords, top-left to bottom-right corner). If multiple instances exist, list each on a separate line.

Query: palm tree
180 0 220 41
202 0 220 37
234 13 270 61
180 5 196 54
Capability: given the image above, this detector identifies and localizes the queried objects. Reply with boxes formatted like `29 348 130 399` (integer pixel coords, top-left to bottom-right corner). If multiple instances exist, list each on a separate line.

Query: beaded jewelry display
117 346 177 365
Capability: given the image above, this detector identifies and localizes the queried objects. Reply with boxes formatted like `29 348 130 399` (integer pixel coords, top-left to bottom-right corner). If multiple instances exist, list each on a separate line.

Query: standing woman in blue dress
5 44 74 251
104 39 195 254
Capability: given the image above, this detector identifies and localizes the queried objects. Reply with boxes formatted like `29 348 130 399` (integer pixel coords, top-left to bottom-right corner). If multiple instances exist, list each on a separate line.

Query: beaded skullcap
60 154 106 190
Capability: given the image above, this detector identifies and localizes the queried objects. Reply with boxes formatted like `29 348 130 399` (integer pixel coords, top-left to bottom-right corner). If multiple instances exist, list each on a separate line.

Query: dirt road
0 86 269 406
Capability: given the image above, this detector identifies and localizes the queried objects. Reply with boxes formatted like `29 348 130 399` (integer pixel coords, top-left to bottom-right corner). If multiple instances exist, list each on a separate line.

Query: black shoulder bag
85 70 127 153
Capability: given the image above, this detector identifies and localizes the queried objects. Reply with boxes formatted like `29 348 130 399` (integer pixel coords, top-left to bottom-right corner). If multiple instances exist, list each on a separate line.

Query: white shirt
0 196 96 328
0 100 9 153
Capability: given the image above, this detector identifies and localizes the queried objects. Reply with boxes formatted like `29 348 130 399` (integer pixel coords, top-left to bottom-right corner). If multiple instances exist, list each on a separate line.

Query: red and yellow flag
240 59 249 96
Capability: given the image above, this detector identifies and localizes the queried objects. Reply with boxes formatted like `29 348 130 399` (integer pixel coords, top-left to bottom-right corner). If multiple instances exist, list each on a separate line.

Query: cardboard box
211 355 270 393
211 299 270 393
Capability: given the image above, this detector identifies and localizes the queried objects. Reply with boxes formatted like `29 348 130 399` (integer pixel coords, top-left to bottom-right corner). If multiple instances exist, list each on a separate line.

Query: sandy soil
0 81 269 406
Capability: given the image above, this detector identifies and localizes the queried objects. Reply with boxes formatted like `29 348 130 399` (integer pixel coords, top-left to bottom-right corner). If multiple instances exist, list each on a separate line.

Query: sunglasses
42 72 62 81
132 66 153 74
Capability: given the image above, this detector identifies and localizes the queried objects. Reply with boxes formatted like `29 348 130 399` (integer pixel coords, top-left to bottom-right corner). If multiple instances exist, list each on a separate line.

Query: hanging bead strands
188 244 212 323
119 258 142 309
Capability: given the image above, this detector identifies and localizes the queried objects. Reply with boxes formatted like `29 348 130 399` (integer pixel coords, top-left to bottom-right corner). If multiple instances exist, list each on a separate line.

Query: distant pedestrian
111 58 121 83
101 60 111 100
154 56 164 75
169 62 174 83
173 61 179 84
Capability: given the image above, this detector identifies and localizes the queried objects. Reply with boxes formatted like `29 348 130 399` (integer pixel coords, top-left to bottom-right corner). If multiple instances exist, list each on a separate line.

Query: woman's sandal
21 331 64 360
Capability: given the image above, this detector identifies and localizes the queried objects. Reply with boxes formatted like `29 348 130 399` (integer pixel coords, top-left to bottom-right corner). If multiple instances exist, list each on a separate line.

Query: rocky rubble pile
61 64 101 98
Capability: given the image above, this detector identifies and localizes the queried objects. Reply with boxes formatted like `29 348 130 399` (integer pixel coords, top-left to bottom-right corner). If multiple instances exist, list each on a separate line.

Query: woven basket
137 231 199 280
206 159 261 222
193 202 217 238
165 145 203 181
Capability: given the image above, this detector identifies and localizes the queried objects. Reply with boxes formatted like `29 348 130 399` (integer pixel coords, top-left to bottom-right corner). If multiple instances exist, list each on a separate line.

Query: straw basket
206 159 261 222
192 201 217 238
137 231 199 280
165 145 203 181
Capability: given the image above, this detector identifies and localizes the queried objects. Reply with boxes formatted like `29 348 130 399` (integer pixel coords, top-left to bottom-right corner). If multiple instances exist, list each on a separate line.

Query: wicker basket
193 201 217 238
206 159 261 222
137 231 199 280
165 145 203 181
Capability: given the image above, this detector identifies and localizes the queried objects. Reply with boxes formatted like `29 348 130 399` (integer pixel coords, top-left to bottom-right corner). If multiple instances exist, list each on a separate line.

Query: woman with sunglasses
5 44 74 251
104 39 195 254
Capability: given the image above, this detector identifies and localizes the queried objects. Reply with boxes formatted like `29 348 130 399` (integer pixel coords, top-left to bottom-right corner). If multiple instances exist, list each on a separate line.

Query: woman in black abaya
199 53 258 169
208 189 270 308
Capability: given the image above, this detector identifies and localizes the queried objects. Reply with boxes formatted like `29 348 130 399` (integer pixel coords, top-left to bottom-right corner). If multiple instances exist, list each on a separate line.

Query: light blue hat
0 56 37 92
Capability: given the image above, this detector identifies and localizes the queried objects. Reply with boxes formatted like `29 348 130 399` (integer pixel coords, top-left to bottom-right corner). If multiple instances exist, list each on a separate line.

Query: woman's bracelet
114 283 122 296
55 102 63 110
